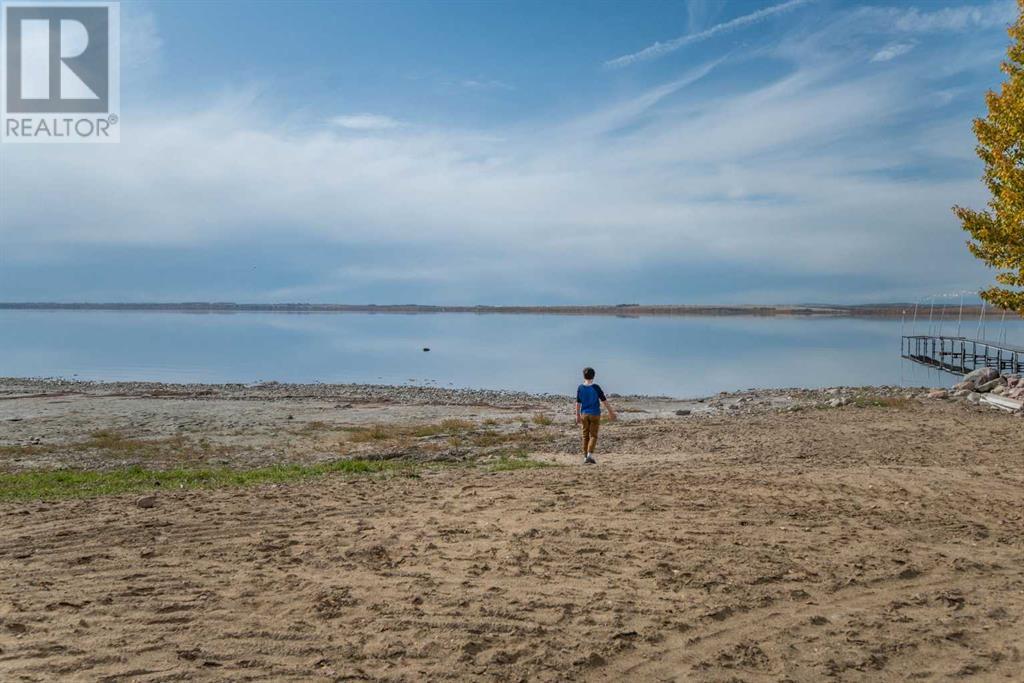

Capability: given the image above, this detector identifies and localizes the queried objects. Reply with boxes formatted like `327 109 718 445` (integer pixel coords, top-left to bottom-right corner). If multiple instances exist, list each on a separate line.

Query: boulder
136 495 157 509
976 378 1006 393
967 392 984 404
953 380 976 391
926 389 948 400
964 367 999 384
952 389 972 398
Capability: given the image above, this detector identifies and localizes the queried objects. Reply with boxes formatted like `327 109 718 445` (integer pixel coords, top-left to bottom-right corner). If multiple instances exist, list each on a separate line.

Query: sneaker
584 454 596 464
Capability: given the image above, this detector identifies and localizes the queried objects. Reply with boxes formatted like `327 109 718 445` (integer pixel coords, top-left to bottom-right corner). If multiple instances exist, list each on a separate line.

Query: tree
953 0 1024 316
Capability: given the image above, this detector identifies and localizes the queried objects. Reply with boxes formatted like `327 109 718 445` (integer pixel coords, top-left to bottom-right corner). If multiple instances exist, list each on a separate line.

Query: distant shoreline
0 302 1017 318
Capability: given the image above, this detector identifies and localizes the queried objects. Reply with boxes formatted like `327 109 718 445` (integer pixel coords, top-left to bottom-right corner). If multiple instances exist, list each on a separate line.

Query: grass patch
348 419 477 442
410 418 475 437
0 458 414 502
851 395 914 409
531 413 554 426
84 429 156 452
348 425 392 442
293 420 331 435
488 456 554 472
0 430 234 462
0 444 46 456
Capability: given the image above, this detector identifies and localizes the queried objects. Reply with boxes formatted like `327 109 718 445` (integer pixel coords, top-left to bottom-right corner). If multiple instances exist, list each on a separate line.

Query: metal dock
902 335 1024 376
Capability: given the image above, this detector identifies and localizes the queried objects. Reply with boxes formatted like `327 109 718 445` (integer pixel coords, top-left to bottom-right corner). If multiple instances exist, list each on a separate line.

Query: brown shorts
581 414 600 454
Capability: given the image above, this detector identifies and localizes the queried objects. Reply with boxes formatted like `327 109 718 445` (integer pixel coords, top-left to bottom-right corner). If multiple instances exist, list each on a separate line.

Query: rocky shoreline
9 376 1019 474
920 368 1024 412
0 376 963 414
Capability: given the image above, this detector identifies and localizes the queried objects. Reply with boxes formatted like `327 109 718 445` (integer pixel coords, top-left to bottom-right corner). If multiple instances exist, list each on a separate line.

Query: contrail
606 0 814 68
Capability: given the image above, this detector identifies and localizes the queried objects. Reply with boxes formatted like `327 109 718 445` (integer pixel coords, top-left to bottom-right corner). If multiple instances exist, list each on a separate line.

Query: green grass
0 458 413 502
487 455 555 472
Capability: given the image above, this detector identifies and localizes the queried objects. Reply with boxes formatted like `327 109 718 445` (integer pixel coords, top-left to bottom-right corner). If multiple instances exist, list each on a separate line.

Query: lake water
2 311 1022 398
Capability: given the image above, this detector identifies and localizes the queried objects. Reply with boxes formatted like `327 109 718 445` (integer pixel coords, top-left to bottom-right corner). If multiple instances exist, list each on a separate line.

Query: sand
1 379 1022 681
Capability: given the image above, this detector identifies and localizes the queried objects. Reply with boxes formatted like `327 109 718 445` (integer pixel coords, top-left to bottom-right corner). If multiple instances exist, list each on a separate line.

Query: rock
674 409 691 416
967 392 984 404
991 385 1007 396
952 389 971 398
976 379 1005 393
953 380 975 391
926 389 948 400
136 495 157 509
964 367 999 384
827 398 848 408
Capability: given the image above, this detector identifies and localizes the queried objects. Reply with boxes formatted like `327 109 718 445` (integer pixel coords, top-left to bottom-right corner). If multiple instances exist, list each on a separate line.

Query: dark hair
582 367 596 380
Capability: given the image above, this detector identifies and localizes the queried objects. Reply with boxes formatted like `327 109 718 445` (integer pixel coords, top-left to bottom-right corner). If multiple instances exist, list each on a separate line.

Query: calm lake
2 311 1022 398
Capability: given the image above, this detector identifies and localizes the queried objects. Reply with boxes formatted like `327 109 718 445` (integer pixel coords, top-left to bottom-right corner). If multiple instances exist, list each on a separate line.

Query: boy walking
575 367 616 464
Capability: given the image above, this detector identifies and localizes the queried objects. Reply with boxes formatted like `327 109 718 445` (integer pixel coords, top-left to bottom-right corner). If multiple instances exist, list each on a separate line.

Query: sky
0 0 1020 305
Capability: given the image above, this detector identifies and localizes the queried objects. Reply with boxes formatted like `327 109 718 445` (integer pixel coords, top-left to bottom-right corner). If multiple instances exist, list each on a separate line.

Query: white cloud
871 42 916 62
0 61 987 287
893 0 1016 32
0 0 1006 300
330 114 404 130
606 0 813 68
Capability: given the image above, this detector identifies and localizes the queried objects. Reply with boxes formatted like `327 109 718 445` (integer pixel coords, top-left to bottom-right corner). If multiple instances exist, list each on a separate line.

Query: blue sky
0 0 1019 304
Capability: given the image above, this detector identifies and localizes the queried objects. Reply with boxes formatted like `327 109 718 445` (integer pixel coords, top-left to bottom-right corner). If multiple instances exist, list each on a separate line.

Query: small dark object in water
422 347 430 352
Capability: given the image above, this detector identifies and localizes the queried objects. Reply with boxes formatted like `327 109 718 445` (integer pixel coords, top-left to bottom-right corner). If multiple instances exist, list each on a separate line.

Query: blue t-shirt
576 383 607 416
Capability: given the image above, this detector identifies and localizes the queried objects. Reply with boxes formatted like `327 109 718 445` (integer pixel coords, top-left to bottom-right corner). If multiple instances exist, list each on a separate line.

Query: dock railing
902 335 1024 376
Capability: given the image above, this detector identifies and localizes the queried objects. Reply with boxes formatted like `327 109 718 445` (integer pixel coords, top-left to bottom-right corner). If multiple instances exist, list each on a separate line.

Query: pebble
136 495 157 509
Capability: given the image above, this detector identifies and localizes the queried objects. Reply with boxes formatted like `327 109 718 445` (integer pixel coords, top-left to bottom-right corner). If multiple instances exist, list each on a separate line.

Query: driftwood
980 394 1024 412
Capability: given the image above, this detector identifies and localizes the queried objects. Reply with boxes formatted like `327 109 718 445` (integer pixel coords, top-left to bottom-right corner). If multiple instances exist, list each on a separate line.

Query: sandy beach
1 378 1022 681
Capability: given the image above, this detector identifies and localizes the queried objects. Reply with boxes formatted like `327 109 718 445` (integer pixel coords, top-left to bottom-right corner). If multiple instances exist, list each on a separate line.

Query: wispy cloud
871 42 915 62
330 114 404 130
605 0 813 68
893 0 1016 32
460 78 514 90
569 57 725 136
2 0 1012 303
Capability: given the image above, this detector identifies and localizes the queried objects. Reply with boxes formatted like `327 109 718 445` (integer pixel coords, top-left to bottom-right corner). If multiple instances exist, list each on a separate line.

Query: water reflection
2 311 1021 398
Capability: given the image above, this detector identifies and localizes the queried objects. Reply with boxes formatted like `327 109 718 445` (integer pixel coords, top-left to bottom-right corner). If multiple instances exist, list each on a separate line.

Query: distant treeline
0 302 1016 318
